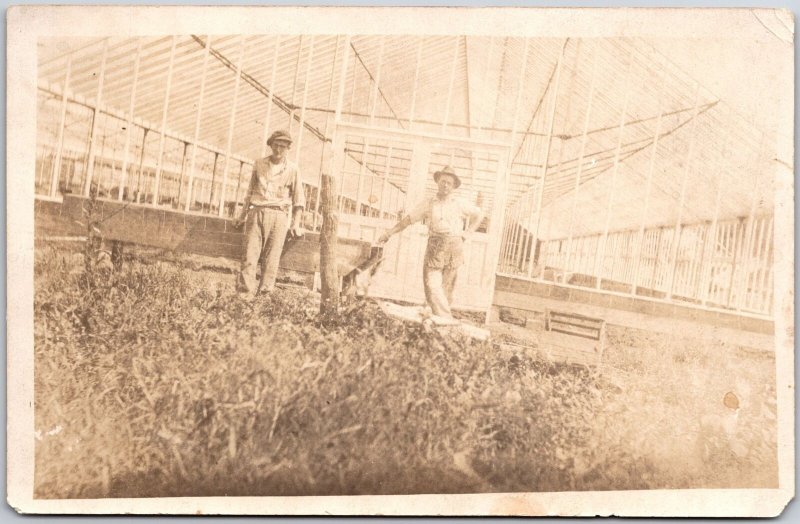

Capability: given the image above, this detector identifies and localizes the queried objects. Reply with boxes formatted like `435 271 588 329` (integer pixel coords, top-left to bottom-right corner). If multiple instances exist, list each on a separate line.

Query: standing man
235 130 306 297
377 166 483 319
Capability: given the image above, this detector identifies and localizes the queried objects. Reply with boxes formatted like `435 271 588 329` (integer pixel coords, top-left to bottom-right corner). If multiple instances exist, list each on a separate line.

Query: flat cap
267 130 293 147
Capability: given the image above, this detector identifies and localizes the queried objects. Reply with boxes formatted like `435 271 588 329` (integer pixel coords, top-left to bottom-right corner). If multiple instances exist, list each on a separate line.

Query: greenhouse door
332 122 510 314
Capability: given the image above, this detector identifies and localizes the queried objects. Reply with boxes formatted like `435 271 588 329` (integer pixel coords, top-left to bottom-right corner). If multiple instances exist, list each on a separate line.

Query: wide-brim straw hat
433 165 461 189
267 130 293 147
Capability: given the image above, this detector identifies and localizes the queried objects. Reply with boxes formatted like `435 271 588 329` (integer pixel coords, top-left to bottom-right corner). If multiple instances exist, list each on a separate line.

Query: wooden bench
538 309 606 368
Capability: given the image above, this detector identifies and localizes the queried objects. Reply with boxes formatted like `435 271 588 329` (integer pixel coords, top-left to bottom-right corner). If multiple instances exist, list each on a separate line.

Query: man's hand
377 232 390 244
232 217 246 229
288 226 305 239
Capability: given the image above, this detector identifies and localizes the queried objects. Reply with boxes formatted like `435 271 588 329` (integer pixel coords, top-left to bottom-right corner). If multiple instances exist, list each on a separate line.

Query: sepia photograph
6 5 795 516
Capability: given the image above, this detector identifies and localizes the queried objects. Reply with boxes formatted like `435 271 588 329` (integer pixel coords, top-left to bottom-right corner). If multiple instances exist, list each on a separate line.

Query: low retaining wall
35 195 372 275
494 275 774 337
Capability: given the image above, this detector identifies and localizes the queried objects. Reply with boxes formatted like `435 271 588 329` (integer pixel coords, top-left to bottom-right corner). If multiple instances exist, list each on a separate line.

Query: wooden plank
548 309 605 324
549 326 600 340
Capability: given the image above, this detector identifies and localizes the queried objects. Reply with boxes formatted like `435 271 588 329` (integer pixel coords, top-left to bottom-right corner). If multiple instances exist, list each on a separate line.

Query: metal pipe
442 35 460 134
632 81 666 295
175 141 189 208
666 83 701 299
326 34 352 209
50 55 73 198
756 216 774 313
369 36 386 127
260 35 283 159
295 35 316 164
408 37 423 128
735 135 765 310
315 35 340 230
700 130 731 305
564 41 598 273
134 129 149 203
594 55 633 289
118 40 143 201
208 152 219 213
528 40 565 278
218 36 247 217
233 160 245 213
152 35 177 206
476 36 495 135
380 145 392 218
82 38 109 197
504 39 532 273
288 35 303 135
185 35 212 212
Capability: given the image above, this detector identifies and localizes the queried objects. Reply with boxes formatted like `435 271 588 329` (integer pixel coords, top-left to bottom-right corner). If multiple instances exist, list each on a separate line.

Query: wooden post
185 35 212 212
118 40 143 201
83 39 109 197
319 34 352 317
320 173 340 318
51 55 72 197
153 35 178 206
219 36 247 217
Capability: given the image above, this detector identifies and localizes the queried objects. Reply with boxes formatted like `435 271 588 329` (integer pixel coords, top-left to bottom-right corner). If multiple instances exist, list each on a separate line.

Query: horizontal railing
499 213 774 318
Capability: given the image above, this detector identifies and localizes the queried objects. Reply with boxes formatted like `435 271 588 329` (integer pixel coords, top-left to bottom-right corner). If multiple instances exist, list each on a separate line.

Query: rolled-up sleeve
291 167 306 209
460 199 482 220
406 198 429 224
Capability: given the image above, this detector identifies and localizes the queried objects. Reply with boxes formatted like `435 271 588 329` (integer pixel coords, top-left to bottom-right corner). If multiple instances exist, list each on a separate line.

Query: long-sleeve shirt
245 157 306 210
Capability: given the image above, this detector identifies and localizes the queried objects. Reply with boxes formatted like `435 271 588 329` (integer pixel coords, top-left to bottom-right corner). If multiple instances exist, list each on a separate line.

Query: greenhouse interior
35 34 776 319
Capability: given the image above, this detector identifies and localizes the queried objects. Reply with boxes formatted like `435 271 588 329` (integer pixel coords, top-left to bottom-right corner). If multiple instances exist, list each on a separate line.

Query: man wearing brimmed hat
377 165 483 318
235 130 306 296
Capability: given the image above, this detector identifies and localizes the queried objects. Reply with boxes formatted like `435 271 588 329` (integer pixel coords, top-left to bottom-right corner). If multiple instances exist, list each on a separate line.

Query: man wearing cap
235 130 306 296
377 166 483 319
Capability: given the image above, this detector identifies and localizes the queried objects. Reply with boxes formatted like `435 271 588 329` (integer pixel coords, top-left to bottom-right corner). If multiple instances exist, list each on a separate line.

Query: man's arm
290 205 304 233
235 165 257 225
288 166 307 237
377 215 413 244
462 204 484 239
378 199 426 244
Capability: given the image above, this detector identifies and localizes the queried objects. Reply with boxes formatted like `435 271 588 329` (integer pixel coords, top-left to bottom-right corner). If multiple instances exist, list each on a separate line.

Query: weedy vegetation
34 243 777 498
